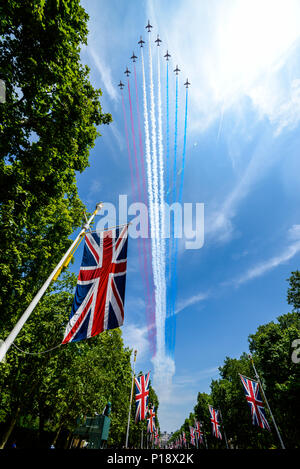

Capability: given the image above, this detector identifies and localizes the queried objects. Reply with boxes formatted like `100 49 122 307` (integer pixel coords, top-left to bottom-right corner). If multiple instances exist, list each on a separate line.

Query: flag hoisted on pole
0 202 103 363
195 420 204 447
239 373 271 431
62 224 129 344
135 372 150 423
248 354 285 449
147 405 156 434
189 426 196 446
208 405 223 440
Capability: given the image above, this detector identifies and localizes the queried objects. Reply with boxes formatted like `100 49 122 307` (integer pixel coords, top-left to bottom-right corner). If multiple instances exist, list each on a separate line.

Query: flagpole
218 408 229 449
249 354 285 449
125 349 137 448
0 202 103 363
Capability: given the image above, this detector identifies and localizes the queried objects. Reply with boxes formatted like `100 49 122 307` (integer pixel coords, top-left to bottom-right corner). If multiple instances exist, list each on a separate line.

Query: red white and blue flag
189 426 196 446
135 372 150 423
195 420 204 445
147 406 156 434
62 225 129 344
182 431 186 446
154 428 159 446
239 374 271 431
209 406 222 440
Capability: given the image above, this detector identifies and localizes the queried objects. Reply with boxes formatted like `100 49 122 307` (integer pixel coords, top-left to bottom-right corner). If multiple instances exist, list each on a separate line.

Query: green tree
249 312 300 448
0 272 135 449
0 0 112 336
287 270 300 311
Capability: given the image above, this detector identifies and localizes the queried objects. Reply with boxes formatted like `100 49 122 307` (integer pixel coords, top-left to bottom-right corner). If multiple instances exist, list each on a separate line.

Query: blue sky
69 0 300 432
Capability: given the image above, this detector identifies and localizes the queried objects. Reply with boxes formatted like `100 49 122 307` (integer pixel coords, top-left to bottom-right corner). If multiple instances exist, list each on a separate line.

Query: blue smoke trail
165 61 171 353
170 87 188 354
166 74 179 356
178 88 188 202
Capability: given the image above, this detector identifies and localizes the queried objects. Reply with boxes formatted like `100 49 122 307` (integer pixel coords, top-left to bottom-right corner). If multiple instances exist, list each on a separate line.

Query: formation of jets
118 20 190 90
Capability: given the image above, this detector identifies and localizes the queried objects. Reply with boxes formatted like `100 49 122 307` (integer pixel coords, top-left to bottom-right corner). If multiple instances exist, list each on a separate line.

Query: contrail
148 33 164 358
167 74 179 355
165 59 172 353
157 43 167 357
121 91 136 202
141 46 159 352
128 76 156 354
133 62 156 352
170 87 189 354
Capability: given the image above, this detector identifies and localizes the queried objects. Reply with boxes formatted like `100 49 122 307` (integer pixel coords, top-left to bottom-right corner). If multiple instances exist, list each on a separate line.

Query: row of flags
134 371 160 447
168 374 272 448
38 226 280 448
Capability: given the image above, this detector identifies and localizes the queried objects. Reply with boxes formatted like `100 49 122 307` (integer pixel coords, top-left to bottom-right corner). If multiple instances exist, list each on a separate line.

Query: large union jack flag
135 372 150 423
147 406 156 434
239 374 271 431
209 406 222 440
62 225 129 344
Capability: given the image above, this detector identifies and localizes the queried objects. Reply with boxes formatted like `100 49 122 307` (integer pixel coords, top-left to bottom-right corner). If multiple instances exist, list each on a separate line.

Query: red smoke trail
134 64 148 206
128 78 156 355
128 79 142 204
121 91 135 201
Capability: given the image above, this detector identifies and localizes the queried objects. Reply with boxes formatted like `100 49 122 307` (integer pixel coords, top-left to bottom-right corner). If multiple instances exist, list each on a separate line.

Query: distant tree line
169 271 300 449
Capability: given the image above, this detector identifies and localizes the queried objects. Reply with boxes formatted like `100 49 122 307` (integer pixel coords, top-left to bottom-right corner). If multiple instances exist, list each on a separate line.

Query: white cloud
148 0 300 134
88 47 118 102
175 292 209 315
224 226 300 287
288 224 300 241
122 323 150 361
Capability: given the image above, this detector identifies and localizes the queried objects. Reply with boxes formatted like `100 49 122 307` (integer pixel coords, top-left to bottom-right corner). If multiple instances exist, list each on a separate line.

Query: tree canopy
170 272 300 449
0 0 112 335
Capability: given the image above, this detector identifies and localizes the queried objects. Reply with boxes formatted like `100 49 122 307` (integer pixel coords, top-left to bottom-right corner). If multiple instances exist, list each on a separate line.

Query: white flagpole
249 354 285 449
218 408 229 449
0 202 103 363
125 349 137 448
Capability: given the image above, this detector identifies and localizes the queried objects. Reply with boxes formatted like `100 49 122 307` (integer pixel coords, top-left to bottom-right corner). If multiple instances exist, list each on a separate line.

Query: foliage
0 0 112 334
287 270 300 311
172 272 300 449
0 272 135 448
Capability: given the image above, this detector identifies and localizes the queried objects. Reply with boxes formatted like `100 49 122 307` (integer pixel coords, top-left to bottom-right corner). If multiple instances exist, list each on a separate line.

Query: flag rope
12 342 62 355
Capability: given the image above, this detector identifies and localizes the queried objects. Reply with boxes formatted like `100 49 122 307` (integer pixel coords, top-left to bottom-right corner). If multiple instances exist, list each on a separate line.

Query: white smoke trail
141 47 160 353
148 34 164 359
157 44 167 355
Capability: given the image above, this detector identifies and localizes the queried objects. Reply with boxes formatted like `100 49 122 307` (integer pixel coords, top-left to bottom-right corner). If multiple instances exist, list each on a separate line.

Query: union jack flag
189 426 196 446
147 406 156 434
209 406 222 440
182 431 186 446
239 374 270 431
135 372 150 423
62 225 129 344
195 420 204 445
154 428 159 445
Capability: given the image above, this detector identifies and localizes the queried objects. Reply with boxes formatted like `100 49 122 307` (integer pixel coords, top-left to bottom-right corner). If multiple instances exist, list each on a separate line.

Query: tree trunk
0 407 21 449
64 431 72 449
52 424 63 447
